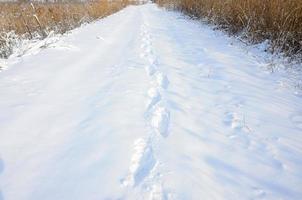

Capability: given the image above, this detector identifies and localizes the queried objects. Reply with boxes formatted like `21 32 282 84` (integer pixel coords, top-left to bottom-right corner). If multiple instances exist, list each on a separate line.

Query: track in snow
0 3 302 200
122 21 171 199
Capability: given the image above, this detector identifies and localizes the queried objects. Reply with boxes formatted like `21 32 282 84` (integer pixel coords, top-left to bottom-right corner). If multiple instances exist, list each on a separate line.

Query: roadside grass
156 0 302 61
0 0 134 58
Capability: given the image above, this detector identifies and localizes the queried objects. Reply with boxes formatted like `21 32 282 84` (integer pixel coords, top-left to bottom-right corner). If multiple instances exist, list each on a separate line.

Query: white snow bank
0 4 301 200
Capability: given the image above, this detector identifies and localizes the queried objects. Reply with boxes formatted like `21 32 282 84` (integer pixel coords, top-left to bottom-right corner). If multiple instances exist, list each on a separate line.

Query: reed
0 0 133 58
157 0 302 60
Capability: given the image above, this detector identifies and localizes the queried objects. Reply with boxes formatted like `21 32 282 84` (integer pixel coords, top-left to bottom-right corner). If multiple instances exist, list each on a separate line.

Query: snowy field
0 4 302 200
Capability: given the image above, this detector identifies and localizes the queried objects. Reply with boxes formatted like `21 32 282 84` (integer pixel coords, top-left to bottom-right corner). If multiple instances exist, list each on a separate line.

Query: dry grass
157 0 302 60
0 0 134 58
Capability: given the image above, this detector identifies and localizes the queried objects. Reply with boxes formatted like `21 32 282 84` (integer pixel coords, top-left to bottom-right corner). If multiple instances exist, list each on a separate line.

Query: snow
0 3 302 200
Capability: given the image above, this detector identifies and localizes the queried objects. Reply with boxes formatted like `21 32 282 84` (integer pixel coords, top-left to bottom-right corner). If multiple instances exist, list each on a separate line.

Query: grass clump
0 0 133 58
156 0 302 60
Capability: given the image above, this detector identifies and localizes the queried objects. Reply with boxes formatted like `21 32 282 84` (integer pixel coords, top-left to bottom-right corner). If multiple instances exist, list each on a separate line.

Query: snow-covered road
0 4 302 200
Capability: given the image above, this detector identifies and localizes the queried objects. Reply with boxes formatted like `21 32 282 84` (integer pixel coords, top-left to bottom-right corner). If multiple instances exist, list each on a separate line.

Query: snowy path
0 4 302 200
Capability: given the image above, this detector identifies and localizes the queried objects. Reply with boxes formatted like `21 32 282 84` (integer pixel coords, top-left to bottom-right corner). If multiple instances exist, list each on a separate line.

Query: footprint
154 72 169 89
146 64 157 76
140 52 149 59
146 88 161 111
142 37 152 44
140 31 148 37
225 111 253 132
224 112 243 130
144 46 154 55
123 138 156 187
142 51 154 59
142 39 152 46
229 96 246 108
151 106 170 137
141 43 150 49
148 56 159 66
289 113 302 131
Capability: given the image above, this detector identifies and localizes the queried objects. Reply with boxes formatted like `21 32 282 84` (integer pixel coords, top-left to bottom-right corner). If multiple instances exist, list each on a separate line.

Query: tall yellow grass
0 0 133 58
157 0 302 59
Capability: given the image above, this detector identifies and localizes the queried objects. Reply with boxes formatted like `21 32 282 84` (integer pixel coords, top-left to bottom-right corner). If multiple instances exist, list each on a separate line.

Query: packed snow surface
0 4 302 200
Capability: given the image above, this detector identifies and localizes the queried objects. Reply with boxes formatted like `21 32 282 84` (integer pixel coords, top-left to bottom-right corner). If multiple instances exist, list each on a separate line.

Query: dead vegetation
0 0 134 58
156 0 302 60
